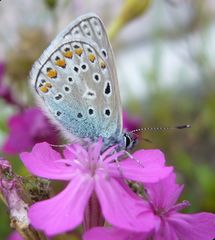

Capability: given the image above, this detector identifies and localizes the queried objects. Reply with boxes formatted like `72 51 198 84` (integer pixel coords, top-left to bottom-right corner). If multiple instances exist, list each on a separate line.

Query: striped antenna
130 124 191 133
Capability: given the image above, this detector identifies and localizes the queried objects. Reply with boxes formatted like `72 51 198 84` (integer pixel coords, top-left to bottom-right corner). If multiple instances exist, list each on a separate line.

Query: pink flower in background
20 140 172 236
84 173 215 240
123 111 141 131
143 173 215 239
0 62 21 106
7 231 23 240
2 107 59 154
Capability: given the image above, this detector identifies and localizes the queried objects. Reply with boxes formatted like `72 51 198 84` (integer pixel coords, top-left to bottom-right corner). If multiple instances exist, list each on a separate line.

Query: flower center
149 200 190 218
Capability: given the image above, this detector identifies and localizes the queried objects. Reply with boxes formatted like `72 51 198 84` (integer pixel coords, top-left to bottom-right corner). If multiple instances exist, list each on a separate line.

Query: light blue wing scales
30 38 121 142
53 13 122 131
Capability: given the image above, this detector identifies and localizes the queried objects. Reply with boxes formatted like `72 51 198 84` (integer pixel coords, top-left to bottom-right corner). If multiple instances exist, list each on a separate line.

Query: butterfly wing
53 13 121 117
57 13 118 78
62 13 123 134
30 14 122 142
30 37 121 142
30 13 123 143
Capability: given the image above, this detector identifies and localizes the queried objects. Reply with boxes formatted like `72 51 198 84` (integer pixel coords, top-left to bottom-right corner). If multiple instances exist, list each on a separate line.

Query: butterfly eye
124 133 137 150
124 134 132 149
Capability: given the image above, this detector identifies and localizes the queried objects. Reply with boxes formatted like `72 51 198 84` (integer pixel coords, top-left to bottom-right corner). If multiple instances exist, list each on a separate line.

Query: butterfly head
101 131 137 152
123 132 138 150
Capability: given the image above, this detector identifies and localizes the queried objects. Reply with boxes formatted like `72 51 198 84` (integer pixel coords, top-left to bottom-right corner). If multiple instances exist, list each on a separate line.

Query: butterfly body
30 13 136 150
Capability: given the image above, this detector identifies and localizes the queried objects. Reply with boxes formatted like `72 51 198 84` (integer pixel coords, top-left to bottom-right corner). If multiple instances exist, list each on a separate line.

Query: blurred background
0 0 215 239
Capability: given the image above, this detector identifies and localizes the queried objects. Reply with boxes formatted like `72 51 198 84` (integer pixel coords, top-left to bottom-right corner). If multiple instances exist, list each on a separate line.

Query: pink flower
20 140 173 236
83 173 215 240
123 111 141 131
0 62 21 106
2 107 59 154
7 231 23 240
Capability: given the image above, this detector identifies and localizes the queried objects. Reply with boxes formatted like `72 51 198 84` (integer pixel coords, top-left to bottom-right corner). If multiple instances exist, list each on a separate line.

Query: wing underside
30 14 122 141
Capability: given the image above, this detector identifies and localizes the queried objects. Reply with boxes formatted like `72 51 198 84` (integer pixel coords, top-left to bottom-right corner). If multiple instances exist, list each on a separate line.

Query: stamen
114 152 125 180
101 145 117 160
165 200 191 214
103 150 125 164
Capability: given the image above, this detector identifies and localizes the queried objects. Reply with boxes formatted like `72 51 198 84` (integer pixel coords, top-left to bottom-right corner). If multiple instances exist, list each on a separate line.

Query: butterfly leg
124 150 145 168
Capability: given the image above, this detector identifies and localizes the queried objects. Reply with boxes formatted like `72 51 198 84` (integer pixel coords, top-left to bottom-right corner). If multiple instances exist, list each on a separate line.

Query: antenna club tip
176 124 191 129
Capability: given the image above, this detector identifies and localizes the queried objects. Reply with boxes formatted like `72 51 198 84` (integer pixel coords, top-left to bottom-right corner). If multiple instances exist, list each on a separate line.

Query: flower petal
144 173 184 210
167 212 215 240
153 219 178 240
83 227 146 240
63 143 87 160
20 142 77 180
29 175 94 236
124 149 166 166
7 231 23 240
3 108 58 154
108 160 173 183
95 177 156 232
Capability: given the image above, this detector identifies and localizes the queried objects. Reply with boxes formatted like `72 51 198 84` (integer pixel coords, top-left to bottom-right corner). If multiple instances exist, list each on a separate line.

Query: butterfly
30 13 137 150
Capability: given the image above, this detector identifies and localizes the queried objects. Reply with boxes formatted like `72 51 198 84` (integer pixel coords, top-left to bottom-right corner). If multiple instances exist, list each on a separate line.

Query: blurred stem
108 0 152 40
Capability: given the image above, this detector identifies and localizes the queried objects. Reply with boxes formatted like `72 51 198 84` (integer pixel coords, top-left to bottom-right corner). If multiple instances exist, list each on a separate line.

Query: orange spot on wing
63 51 73 58
39 86 49 93
44 82 52 88
47 69 57 78
88 53 96 63
55 59 66 68
99 60 106 69
75 48 83 56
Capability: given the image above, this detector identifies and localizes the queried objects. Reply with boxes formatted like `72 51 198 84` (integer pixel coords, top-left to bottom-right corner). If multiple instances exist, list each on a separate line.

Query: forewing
30 37 121 141
57 13 122 131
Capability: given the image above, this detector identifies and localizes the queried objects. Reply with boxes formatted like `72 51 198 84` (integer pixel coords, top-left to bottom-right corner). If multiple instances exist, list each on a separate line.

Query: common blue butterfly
30 13 136 150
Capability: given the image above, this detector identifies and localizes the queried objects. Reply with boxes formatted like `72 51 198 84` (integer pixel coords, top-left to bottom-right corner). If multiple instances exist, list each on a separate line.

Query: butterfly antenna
130 124 191 133
131 131 153 143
